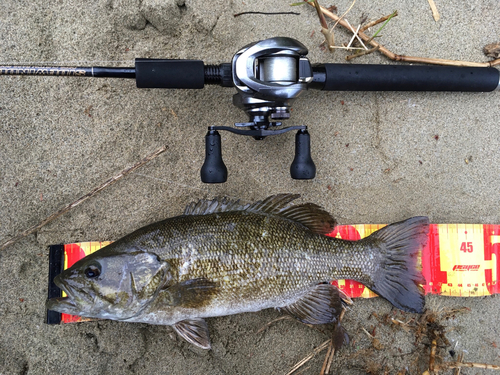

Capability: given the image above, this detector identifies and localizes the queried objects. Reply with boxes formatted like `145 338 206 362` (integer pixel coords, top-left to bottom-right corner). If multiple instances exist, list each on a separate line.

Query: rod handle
312 64 499 92
135 59 205 89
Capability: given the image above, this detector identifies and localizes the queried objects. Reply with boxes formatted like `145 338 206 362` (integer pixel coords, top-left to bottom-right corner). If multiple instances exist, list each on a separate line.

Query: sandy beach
1 0 499 373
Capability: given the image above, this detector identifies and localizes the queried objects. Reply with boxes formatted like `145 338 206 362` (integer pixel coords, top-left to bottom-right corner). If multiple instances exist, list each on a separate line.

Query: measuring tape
329 224 500 298
47 223 500 324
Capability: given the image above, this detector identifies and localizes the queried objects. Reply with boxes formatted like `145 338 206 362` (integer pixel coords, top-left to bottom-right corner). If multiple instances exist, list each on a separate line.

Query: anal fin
278 283 352 325
173 318 211 349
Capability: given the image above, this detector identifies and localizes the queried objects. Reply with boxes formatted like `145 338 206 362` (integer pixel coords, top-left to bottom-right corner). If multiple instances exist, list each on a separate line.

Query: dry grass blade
286 340 330 375
0 145 168 251
427 0 440 21
256 315 293 334
360 11 398 32
319 340 335 375
346 45 380 60
442 362 500 371
331 0 357 30
453 352 464 375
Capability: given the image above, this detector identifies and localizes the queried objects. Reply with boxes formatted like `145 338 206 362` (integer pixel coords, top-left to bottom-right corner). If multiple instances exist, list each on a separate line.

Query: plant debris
305 1 500 67
0 145 168 251
427 0 440 22
233 11 300 17
284 305 499 374
484 43 500 58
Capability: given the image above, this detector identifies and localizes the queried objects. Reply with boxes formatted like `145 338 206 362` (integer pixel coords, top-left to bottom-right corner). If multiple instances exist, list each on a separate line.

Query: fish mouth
46 277 81 315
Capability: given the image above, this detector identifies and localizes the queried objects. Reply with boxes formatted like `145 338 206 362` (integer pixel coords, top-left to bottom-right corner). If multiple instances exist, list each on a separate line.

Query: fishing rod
1 37 499 183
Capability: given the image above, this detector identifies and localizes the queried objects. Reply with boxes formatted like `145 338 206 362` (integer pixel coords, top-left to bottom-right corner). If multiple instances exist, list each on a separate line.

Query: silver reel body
231 37 313 127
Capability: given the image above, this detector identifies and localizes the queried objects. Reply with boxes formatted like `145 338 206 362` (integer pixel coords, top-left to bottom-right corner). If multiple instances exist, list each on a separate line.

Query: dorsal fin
183 197 249 215
279 203 337 235
246 194 301 214
183 194 336 235
183 194 299 216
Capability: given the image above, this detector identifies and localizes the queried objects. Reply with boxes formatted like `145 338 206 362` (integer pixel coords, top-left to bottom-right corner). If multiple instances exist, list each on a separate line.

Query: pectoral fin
279 283 352 325
173 318 211 349
163 278 219 308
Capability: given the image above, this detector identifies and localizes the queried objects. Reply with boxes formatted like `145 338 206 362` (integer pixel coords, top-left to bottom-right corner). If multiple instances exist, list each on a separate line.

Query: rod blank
0 66 135 79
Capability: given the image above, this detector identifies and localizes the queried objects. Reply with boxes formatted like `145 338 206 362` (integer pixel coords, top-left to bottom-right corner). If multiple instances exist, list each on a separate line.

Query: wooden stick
0 145 168 251
453 352 464 375
306 2 500 67
312 0 328 29
312 0 334 51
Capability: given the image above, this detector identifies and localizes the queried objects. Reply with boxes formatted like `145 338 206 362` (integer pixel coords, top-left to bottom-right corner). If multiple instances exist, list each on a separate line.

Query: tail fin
364 216 429 313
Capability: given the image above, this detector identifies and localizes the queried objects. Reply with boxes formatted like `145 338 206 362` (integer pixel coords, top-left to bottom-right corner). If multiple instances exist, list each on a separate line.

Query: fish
46 194 429 350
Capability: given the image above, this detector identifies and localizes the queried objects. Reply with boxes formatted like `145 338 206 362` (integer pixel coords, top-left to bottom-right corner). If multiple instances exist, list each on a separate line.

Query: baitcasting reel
202 37 316 183
1 37 499 183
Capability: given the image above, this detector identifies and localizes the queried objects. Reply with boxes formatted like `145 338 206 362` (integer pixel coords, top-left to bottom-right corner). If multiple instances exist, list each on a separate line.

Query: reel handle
290 129 316 180
200 129 227 183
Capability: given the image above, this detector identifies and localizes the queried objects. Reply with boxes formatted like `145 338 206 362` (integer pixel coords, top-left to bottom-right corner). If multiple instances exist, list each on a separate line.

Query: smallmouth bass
47 194 429 349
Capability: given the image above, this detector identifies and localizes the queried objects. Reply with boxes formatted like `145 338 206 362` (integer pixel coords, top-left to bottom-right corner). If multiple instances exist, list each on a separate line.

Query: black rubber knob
290 129 316 180
201 129 227 183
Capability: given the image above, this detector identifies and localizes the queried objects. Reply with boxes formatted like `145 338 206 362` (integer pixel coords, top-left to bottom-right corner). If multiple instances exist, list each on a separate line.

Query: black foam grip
318 64 499 92
135 59 205 89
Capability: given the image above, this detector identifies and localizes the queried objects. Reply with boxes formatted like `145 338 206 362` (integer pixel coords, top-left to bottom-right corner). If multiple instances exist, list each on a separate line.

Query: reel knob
290 129 316 180
201 129 228 183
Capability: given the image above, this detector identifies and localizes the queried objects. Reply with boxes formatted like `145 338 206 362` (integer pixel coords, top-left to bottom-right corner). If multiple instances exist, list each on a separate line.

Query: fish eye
84 264 101 279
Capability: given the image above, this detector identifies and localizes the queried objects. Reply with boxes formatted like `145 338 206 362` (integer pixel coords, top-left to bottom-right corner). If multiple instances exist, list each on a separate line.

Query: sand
0 0 499 373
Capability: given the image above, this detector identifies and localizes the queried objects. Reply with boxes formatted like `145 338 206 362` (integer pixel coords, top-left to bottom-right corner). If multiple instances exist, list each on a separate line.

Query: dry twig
320 309 347 375
305 2 500 67
286 340 330 375
361 327 383 350
312 0 334 51
438 361 500 371
0 145 168 251
429 338 438 372
360 11 398 32
320 340 335 375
